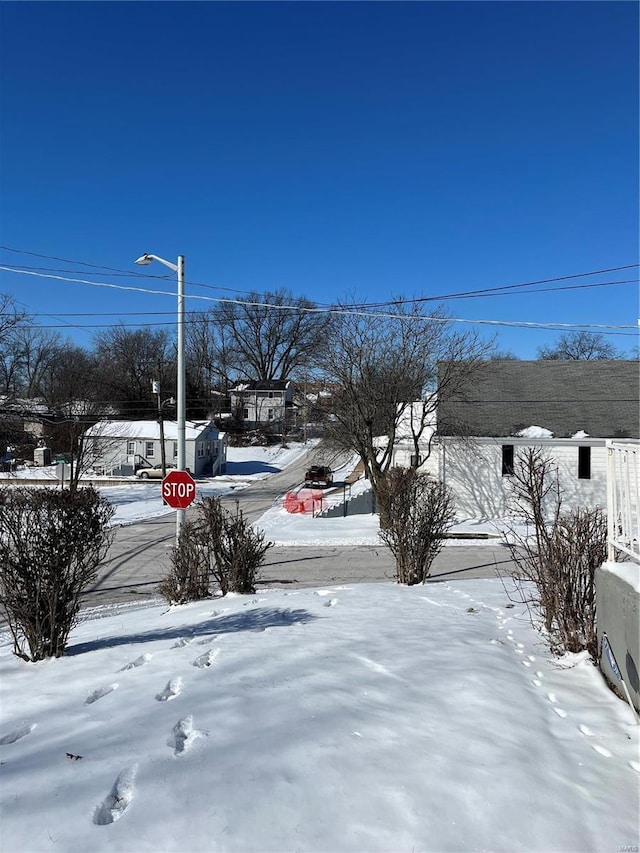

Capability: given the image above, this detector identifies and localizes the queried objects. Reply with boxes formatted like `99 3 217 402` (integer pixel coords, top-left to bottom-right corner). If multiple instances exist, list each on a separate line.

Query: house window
127 441 135 456
173 442 178 459
206 441 211 454
268 391 274 399
501 444 514 476
243 408 249 420
197 442 205 458
578 446 591 480
267 408 274 421
145 441 155 458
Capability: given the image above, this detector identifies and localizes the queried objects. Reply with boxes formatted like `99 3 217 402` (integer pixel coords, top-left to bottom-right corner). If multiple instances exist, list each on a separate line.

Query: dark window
578 446 591 480
502 444 514 476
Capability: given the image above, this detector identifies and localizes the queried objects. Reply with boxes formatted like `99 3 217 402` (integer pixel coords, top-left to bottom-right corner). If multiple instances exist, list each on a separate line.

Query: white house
229 380 294 428
84 419 227 477
398 360 640 519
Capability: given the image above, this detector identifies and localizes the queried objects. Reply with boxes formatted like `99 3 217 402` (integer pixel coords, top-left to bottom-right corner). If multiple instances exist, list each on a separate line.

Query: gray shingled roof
437 360 639 439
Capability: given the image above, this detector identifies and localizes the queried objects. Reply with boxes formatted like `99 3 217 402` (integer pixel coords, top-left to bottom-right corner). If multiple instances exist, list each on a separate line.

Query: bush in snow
158 519 211 605
504 447 605 659
0 486 114 661
159 498 272 603
378 467 455 585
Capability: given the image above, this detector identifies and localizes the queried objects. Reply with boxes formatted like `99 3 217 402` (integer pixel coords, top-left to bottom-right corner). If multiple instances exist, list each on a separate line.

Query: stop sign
162 469 197 509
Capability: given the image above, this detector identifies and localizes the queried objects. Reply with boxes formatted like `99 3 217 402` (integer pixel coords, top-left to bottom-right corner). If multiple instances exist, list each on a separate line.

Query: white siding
418 438 608 519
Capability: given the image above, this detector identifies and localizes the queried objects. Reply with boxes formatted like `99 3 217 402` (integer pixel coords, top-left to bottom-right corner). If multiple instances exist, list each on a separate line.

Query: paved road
81 446 517 610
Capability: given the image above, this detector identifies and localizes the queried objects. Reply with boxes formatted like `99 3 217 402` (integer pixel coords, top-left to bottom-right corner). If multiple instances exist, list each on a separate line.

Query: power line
1 265 637 333
2 244 639 307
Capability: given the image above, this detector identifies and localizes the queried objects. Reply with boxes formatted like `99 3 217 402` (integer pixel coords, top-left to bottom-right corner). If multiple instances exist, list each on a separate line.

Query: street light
135 253 186 540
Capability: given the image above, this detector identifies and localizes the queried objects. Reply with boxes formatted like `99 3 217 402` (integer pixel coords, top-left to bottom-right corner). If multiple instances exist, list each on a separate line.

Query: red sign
162 469 197 509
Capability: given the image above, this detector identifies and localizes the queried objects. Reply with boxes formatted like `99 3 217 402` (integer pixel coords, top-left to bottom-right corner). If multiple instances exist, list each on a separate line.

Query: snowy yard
1 581 638 852
0 443 638 851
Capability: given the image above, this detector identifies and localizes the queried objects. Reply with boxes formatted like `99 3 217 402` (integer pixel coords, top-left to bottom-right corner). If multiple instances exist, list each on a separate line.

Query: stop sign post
162 469 197 509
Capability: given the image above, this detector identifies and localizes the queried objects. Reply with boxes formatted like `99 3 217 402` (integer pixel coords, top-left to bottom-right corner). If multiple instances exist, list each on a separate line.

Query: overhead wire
2 244 639 307
0 265 637 333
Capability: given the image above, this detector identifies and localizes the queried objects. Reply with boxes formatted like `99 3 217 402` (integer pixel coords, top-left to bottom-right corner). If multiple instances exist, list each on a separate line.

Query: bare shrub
504 448 606 659
159 498 273 603
378 467 455 585
0 486 114 661
158 520 210 605
199 498 272 595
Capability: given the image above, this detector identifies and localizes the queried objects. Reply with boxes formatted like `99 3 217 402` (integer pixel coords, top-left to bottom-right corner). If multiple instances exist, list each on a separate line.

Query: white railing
606 440 640 563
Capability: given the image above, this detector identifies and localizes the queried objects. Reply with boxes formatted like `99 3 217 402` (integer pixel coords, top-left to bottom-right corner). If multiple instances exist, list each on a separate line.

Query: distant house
84 420 227 477
400 360 640 518
228 380 295 429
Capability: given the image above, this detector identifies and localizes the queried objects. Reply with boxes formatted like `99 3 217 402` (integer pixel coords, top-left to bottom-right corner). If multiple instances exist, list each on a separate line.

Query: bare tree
39 344 118 490
92 326 176 414
211 289 334 381
185 311 235 412
503 447 605 659
0 294 31 395
537 331 621 360
322 302 493 526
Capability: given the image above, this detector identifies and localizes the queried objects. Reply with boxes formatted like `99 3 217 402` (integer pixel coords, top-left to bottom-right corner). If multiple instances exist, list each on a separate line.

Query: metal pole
176 254 186 542
606 441 615 562
154 381 167 478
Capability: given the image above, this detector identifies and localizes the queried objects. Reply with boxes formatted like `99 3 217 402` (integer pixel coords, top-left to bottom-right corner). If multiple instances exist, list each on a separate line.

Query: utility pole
152 380 167 478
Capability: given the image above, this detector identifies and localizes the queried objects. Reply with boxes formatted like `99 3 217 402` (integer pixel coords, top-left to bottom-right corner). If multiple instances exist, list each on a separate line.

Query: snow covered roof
84 420 220 441
230 380 292 392
438 360 639 438
514 425 553 439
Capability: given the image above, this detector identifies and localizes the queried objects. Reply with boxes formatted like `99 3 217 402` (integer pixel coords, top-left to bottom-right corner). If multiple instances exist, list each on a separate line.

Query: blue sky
1 1 638 357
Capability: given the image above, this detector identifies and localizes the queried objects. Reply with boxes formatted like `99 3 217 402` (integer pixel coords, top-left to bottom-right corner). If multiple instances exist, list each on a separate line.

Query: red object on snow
283 489 326 514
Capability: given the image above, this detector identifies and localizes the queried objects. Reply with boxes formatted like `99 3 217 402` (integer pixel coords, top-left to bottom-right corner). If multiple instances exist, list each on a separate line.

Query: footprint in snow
324 598 338 607
0 723 36 745
156 678 183 702
591 744 612 758
579 724 595 737
193 648 220 668
553 707 568 718
532 679 542 687
85 684 118 705
93 765 138 825
547 693 558 704
167 716 206 755
120 653 152 671
171 638 192 649
629 760 640 773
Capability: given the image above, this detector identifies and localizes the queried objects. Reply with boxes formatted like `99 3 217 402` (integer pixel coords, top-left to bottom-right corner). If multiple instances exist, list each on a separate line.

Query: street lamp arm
134 253 179 273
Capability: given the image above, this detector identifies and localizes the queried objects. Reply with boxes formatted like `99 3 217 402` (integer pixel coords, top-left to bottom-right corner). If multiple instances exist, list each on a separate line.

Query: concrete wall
595 562 640 713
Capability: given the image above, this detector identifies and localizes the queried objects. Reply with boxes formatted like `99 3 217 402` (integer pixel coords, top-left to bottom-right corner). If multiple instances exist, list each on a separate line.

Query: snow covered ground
1 581 638 852
1 443 638 851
